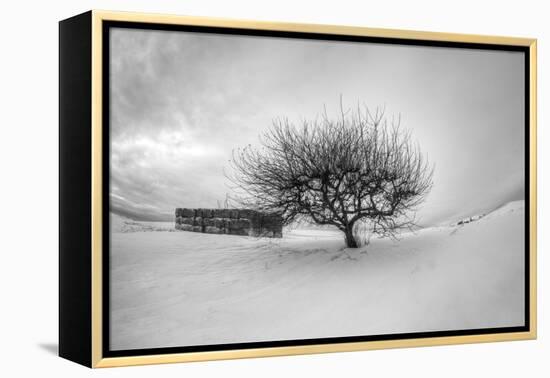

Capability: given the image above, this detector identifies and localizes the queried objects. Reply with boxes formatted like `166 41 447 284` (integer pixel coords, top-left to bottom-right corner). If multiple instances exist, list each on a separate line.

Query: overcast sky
109 27 525 225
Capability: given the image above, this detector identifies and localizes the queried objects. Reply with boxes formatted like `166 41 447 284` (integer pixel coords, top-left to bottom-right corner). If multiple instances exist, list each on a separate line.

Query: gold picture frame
59 10 537 368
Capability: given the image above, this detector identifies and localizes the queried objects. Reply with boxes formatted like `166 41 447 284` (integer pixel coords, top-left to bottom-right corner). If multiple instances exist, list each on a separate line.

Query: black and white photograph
107 25 527 352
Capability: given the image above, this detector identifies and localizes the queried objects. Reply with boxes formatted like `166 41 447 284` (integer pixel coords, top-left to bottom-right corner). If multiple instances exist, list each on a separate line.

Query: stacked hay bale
175 208 282 238
174 208 196 232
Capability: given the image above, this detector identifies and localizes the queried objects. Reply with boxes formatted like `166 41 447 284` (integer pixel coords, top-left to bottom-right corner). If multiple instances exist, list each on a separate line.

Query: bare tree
228 102 434 248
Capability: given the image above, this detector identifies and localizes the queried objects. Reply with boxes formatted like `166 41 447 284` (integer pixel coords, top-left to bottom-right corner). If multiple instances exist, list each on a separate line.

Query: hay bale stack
174 208 282 238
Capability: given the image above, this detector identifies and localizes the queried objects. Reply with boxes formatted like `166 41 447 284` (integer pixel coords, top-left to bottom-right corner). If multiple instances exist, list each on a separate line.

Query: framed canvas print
59 10 537 368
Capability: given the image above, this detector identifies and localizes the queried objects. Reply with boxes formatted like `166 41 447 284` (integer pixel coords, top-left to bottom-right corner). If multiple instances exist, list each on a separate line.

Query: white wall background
0 0 546 376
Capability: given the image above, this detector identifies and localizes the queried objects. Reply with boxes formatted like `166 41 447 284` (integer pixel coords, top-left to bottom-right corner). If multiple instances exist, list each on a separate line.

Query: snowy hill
110 201 526 350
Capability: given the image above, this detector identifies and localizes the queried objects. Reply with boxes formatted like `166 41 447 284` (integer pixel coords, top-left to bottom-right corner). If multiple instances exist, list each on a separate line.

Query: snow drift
109 201 525 350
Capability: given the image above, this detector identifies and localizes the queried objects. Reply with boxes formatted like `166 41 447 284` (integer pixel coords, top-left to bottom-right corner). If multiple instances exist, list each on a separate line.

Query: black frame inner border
101 20 531 358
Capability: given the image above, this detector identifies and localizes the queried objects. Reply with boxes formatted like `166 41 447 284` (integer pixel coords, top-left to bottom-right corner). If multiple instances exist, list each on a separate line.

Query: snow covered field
109 201 525 351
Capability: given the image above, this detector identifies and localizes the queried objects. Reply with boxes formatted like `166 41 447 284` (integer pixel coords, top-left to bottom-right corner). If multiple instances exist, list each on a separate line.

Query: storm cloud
109 27 525 225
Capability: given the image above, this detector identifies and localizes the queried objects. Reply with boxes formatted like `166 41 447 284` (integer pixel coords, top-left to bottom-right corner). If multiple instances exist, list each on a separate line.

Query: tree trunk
343 226 359 248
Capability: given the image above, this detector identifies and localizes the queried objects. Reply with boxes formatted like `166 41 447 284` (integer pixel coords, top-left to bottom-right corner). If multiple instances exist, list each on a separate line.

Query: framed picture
59 10 537 368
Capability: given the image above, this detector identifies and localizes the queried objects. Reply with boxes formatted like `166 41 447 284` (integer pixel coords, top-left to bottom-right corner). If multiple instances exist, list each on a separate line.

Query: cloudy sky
109 27 525 225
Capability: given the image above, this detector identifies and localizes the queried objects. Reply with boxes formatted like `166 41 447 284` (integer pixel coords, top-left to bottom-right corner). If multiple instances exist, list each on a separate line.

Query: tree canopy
229 103 433 248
